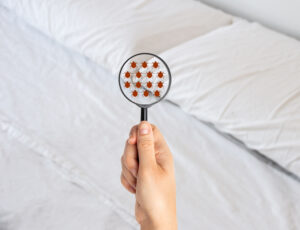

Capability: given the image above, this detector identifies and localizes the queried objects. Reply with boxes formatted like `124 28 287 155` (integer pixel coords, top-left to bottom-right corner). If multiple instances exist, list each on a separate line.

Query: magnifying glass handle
141 108 148 121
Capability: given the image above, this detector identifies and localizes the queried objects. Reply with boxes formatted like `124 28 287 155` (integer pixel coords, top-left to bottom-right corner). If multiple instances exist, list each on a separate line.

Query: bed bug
125 81 130 88
144 90 149 97
158 71 163 78
136 81 141 88
125 71 131 78
136 71 142 78
147 71 152 78
157 81 163 88
131 61 137 68
147 81 152 88
132 90 138 97
153 61 159 68
142 61 147 68
154 90 160 97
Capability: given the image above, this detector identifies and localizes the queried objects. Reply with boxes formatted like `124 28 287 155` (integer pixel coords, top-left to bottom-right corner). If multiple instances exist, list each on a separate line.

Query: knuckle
127 160 136 171
124 155 134 169
138 139 153 149
130 125 138 136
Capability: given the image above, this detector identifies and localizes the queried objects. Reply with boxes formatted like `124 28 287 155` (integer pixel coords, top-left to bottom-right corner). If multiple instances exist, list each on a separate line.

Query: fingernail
139 123 149 135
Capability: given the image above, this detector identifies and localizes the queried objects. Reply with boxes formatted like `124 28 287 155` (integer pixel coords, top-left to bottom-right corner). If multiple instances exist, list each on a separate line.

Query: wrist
140 216 177 230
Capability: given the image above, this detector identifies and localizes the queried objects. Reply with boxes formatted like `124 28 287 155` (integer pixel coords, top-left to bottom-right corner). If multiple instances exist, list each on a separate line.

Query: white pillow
1 0 232 74
161 20 300 176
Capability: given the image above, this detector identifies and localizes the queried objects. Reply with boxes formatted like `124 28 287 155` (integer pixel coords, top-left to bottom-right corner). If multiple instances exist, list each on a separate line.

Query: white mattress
0 6 300 230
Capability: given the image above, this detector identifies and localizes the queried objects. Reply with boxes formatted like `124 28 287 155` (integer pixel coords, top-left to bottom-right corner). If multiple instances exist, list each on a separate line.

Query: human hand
121 122 177 230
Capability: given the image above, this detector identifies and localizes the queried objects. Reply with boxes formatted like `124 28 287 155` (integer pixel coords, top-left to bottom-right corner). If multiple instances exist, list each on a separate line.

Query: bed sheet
0 6 300 230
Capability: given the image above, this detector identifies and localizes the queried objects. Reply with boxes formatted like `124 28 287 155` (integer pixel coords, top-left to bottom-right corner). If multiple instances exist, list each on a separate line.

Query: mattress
0 6 300 230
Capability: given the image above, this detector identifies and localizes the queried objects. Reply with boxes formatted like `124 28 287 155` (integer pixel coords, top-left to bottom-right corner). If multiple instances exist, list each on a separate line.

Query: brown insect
153 61 159 68
136 81 141 88
136 71 142 78
131 61 137 68
157 81 163 88
158 71 163 78
142 61 147 68
125 81 130 88
125 71 131 78
132 90 138 97
154 90 160 97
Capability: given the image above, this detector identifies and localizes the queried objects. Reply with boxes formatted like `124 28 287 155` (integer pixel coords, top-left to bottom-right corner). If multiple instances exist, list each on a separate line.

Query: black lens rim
118 52 172 108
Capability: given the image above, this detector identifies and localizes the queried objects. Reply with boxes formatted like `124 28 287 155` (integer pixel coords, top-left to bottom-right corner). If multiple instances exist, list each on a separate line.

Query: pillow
1 0 232 74
161 20 300 176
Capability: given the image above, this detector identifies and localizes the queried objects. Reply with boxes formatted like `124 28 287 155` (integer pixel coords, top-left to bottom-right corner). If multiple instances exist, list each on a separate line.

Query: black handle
141 108 148 121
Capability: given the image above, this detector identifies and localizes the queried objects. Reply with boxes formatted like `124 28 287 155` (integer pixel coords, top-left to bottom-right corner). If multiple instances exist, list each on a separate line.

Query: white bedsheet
1 0 232 74
162 20 300 176
0 6 300 230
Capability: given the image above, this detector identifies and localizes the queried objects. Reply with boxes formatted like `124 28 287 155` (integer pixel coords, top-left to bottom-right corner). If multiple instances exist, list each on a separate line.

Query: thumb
137 121 156 170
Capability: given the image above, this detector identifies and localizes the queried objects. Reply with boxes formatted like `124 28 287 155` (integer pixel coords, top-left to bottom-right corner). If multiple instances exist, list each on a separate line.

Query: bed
0 1 300 230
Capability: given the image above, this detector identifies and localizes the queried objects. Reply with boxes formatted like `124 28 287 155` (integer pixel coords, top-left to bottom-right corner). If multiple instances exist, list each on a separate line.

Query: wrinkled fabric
0 7 300 230
163 20 300 177
0 0 232 74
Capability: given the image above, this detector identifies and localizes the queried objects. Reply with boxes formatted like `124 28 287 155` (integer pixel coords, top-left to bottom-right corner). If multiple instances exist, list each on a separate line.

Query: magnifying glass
118 53 171 121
